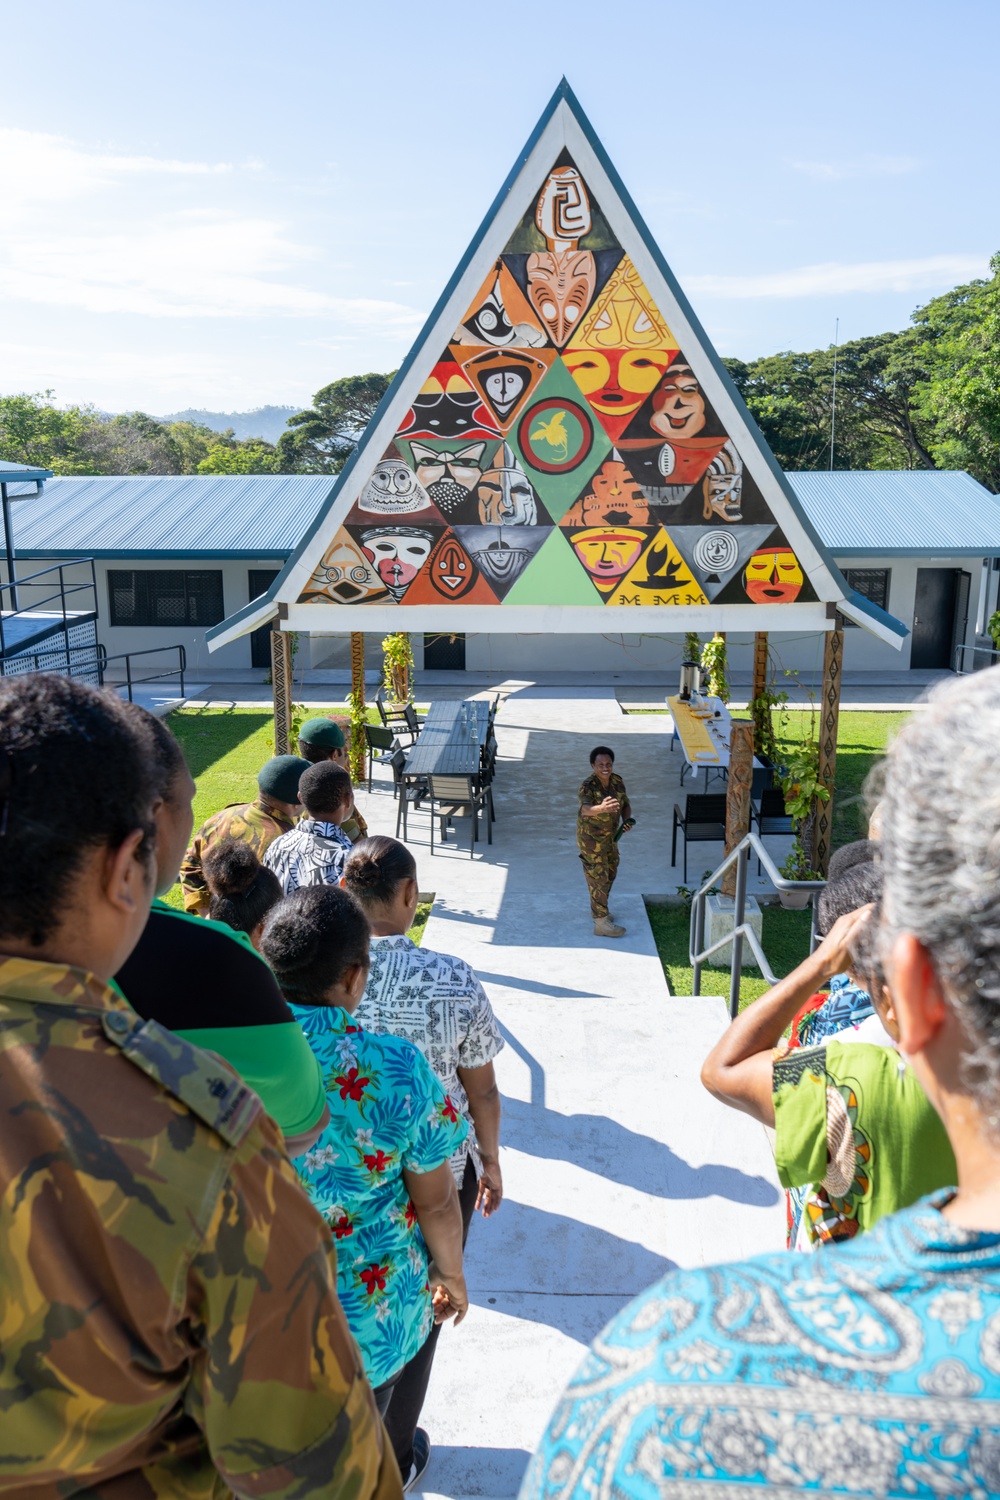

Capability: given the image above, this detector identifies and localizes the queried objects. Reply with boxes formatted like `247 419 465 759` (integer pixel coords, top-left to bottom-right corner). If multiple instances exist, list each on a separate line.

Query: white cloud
789 154 919 180
686 254 988 299
0 127 425 327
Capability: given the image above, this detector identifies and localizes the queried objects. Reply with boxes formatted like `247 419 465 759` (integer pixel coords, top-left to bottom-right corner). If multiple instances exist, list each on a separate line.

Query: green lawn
646 899 814 1008
646 708 903 1005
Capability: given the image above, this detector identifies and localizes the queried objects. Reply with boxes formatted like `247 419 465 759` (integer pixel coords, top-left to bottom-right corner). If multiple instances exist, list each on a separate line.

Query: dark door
423 632 466 671
249 570 279 669
912 568 959 669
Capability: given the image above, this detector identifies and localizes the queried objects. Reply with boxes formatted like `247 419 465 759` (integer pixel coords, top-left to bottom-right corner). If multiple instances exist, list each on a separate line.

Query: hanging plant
749 645 788 763
777 727 830 871
701 632 730 703
684 631 702 664
347 691 367 782
381 631 414 706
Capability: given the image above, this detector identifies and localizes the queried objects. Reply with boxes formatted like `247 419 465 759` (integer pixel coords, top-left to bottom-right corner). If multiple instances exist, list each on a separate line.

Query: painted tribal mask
359 527 435 599
476 442 539 525
744 547 804 604
358 458 431 515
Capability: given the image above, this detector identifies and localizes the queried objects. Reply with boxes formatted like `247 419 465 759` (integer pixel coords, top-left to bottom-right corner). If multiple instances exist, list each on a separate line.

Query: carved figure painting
402 531 500 606
452 525 549 600
300 130 820 615
299 529 389 606
353 526 437 602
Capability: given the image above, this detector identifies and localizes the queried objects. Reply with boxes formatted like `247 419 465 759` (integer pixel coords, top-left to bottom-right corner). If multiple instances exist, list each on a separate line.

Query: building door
248 570 280 669
911 568 959 669
423 632 466 671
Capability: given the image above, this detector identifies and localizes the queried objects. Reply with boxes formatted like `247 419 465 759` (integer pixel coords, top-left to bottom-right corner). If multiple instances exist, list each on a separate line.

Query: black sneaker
402 1428 430 1493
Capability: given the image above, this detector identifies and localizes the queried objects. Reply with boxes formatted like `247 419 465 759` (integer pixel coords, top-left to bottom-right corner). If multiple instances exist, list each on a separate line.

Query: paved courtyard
342 682 784 1499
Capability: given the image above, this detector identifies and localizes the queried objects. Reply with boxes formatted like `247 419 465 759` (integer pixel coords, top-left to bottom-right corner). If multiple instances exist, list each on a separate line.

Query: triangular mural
215 80 859 644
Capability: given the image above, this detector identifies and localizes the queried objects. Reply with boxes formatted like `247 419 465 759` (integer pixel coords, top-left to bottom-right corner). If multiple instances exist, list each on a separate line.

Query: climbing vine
701 633 730 703
381 631 414 705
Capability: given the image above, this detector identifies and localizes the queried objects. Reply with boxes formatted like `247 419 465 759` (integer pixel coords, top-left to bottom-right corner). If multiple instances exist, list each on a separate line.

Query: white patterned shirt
263 818 354 894
356 934 504 1185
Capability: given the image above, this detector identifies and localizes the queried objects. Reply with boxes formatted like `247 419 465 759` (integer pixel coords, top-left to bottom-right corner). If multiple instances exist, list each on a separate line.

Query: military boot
594 915 626 938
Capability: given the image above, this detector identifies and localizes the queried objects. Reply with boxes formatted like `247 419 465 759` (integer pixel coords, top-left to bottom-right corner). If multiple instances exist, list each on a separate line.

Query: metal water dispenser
678 659 702 701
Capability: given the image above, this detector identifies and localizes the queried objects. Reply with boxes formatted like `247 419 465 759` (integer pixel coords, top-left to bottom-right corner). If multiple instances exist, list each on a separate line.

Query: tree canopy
275 371 395 475
726 253 1000 489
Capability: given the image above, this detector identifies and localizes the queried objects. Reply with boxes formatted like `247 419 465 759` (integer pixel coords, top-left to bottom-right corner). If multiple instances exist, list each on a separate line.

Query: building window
108 570 225 628
842 568 890 625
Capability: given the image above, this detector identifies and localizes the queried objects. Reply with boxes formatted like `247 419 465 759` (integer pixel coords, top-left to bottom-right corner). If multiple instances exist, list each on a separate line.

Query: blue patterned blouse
522 1193 1000 1498
291 1004 467 1388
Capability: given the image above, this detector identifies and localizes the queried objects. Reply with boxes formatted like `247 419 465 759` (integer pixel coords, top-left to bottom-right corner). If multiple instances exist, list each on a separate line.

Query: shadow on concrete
418 1446 531 1498
466 1200 675 1329
500 1094 780 1207
477 969 605 1001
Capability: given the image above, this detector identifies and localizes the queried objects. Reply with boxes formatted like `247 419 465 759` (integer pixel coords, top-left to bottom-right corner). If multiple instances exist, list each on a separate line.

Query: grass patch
408 901 433 946
645 899 814 1009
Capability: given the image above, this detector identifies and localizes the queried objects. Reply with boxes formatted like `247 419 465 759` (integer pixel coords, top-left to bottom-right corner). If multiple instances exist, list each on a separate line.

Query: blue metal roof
0 459 53 480
787 470 1000 557
3 467 998 564
6 474 337 559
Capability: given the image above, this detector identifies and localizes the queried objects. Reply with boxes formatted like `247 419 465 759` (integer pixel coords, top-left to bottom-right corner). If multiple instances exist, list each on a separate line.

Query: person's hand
476 1158 503 1217
428 1265 468 1326
600 795 619 812
620 817 636 835
815 904 874 979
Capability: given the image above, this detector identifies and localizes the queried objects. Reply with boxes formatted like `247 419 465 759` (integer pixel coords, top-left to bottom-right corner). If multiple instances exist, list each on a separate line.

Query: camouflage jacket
577 771 629 846
180 798 295 914
0 955 401 1500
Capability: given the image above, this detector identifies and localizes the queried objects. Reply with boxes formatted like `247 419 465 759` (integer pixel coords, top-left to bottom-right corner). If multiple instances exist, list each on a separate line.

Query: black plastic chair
672 794 728 883
403 703 425 737
751 787 794 873
391 750 429 838
364 723 397 793
426 774 492 857
375 688 418 744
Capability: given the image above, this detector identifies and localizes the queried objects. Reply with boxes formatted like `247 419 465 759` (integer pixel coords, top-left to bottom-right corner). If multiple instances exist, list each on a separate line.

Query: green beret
257 755 311 804
298 717 347 750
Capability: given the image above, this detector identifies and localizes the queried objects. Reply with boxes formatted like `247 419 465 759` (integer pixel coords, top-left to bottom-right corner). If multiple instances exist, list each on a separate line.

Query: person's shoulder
103 1009 262 1147
151 900 262 959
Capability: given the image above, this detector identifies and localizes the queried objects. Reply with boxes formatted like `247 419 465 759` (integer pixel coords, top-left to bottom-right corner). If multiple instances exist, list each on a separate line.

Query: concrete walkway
350 684 784 1498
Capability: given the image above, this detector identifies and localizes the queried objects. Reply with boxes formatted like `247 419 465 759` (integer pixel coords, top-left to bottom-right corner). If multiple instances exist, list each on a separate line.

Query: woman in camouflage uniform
577 745 634 939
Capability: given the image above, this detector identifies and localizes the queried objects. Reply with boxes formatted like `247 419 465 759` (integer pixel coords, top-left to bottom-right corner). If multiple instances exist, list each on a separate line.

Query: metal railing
96 644 188 702
955 641 1000 674
0 559 99 660
690 830 826 1020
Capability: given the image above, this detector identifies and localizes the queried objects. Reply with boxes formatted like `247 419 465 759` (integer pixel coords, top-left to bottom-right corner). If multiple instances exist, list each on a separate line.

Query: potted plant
775 732 829 907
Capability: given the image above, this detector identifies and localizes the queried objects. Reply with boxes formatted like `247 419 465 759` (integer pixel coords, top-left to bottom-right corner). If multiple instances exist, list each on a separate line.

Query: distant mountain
160 405 299 444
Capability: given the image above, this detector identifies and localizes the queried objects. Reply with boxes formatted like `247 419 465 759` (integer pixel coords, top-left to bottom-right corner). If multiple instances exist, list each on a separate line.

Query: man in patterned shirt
265 761 355 893
179 752 309 913
0 673 398 1499
298 715 369 843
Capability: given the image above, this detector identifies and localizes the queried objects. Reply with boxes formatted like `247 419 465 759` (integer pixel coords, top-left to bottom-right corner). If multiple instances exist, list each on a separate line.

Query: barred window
842 568 890 625
108 570 224 628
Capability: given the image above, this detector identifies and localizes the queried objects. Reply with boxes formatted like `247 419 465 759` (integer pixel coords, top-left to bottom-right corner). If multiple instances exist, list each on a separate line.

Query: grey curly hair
878 666 1000 1122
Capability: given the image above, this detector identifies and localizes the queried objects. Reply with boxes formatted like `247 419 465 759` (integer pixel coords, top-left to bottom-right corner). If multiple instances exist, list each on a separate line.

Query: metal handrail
0 560 99 660
95 645 188 702
690 829 826 1020
955 641 1000 674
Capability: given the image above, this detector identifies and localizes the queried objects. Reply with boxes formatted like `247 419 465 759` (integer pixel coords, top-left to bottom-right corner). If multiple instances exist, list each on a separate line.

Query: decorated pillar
813 625 844 877
270 629 293 757
349 631 367 783
721 722 754 897
752 632 769 703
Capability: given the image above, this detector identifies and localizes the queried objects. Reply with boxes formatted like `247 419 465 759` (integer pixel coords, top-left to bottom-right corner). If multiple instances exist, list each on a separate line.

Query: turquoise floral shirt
291 1004 468 1388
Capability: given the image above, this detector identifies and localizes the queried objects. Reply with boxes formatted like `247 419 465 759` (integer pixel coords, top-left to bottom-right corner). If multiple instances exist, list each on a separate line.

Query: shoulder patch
101 1009 261 1146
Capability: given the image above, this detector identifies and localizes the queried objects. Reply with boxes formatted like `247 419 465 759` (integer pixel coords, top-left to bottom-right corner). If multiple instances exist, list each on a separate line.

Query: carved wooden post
271 629 292 756
752 632 769 703
349 631 366 783
721 721 754 897
813 624 844 877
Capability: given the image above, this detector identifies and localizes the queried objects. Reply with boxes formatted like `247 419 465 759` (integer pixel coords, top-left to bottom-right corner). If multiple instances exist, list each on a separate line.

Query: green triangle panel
507 357 612 523
502 525 604 606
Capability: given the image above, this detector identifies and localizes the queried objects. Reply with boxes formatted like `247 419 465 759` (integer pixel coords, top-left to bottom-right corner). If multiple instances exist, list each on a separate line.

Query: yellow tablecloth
668 696 720 763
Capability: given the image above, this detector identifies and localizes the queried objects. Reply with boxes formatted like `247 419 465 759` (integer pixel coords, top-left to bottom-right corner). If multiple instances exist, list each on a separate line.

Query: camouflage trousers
578 832 619 919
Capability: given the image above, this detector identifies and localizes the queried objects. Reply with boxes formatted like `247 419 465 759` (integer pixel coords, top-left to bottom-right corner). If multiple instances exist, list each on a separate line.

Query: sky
1 0 997 416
